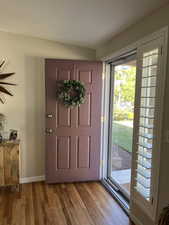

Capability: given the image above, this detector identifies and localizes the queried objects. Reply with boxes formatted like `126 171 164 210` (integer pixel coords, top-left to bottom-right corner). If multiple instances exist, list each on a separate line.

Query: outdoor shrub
114 108 133 121
127 111 134 120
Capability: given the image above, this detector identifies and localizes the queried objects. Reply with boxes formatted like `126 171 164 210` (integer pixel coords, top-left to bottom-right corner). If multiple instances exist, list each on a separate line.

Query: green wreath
57 80 86 107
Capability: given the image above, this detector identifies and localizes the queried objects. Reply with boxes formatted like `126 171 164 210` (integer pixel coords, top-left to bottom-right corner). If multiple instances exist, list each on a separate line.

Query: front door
45 59 102 183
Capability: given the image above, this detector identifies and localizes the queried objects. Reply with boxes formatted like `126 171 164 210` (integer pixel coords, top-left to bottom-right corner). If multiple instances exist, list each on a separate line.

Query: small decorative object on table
0 133 2 143
0 113 6 144
9 129 18 141
0 113 6 130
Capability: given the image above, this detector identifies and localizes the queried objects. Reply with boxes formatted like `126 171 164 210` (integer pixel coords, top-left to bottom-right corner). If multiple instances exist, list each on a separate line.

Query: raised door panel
79 71 92 84
56 136 92 170
56 68 72 128
57 69 71 81
57 136 70 169
70 136 78 169
78 93 91 127
78 136 91 168
77 69 93 128
57 105 71 128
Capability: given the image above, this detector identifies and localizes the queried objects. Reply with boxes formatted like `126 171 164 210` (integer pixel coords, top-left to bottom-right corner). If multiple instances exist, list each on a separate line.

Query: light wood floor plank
0 182 132 225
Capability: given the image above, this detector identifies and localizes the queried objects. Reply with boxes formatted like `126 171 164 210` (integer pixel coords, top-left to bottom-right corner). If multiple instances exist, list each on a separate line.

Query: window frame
131 37 166 220
100 27 168 223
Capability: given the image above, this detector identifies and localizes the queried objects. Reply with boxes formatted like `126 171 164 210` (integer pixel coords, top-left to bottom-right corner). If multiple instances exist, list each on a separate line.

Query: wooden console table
0 140 20 190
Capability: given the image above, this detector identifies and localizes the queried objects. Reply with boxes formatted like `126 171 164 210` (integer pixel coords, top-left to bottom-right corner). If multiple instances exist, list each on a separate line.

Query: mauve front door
45 59 102 183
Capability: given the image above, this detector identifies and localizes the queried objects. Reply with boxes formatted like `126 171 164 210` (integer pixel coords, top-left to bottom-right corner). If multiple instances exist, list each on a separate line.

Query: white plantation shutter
136 48 159 201
131 34 167 221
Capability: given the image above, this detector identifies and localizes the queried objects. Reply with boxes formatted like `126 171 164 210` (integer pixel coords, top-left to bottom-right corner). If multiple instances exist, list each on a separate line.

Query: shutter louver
135 48 159 201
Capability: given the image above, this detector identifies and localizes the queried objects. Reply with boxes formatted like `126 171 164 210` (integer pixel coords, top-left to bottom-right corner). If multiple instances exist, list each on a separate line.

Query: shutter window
135 48 159 201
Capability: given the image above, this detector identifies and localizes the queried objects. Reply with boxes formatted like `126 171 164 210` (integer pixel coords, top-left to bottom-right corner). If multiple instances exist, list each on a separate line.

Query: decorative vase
0 113 6 131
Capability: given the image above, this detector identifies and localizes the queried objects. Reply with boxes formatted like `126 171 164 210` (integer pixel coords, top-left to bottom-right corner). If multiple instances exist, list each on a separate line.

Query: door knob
46 128 53 134
47 114 53 118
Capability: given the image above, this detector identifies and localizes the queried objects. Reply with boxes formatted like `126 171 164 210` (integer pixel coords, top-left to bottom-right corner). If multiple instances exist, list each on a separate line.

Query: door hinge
161 47 163 56
101 116 106 123
151 197 154 205
100 160 104 168
102 73 106 80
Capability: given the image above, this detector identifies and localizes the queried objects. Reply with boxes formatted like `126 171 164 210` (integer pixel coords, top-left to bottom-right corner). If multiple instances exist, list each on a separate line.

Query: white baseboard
20 175 45 184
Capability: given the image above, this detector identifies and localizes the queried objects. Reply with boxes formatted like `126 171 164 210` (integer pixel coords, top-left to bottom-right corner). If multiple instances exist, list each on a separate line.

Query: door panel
78 93 91 127
57 105 71 127
45 60 102 183
79 70 92 83
57 136 70 169
78 136 90 168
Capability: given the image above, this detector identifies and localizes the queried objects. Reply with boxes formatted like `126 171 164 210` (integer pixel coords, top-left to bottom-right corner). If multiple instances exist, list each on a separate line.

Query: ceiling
0 0 168 49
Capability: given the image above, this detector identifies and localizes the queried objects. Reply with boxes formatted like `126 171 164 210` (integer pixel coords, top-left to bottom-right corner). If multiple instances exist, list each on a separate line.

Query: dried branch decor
0 60 16 103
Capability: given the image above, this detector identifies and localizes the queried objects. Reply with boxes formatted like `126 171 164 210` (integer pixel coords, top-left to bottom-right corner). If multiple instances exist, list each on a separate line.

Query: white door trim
101 27 168 62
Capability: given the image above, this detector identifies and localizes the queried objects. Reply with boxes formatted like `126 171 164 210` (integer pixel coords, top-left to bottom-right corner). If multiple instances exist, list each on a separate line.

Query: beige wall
0 31 96 179
96 4 169 225
1 4 169 223
96 4 169 58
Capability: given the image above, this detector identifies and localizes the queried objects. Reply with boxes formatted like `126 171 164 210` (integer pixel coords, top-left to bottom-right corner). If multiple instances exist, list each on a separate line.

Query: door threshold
107 177 130 200
101 179 130 215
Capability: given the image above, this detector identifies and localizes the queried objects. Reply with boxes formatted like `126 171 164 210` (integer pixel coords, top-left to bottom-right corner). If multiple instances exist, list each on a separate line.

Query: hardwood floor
0 181 132 225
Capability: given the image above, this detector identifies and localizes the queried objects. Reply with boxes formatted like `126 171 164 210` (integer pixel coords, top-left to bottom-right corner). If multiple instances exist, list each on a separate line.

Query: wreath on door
57 80 86 107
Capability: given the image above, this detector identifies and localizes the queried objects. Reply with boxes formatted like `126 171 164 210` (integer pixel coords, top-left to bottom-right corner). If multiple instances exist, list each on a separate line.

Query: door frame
100 27 168 220
107 54 137 200
45 59 102 183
